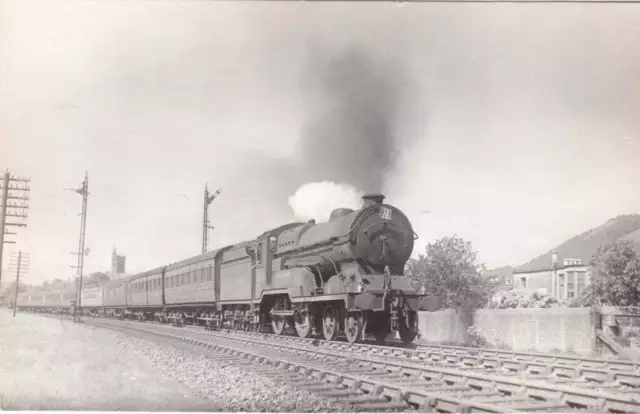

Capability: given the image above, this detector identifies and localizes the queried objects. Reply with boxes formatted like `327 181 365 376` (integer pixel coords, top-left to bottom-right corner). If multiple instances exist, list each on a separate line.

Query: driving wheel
322 305 339 341
344 312 364 344
399 311 418 344
294 308 312 338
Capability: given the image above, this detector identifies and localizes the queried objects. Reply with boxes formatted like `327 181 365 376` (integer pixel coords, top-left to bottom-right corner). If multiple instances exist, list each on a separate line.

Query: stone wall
417 307 596 356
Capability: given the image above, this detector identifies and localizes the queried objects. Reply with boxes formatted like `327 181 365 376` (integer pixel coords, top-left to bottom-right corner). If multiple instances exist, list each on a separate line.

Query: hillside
514 214 640 273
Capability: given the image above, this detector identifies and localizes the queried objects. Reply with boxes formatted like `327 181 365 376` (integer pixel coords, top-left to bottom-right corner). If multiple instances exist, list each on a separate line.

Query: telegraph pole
9 250 29 317
66 172 89 321
202 184 221 254
0 170 31 291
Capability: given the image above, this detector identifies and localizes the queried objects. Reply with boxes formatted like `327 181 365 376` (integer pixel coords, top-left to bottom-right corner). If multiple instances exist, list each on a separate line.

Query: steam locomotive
19 193 423 344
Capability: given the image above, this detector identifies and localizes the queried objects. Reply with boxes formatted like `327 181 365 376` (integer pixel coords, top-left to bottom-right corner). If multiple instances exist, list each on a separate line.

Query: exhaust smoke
288 181 363 222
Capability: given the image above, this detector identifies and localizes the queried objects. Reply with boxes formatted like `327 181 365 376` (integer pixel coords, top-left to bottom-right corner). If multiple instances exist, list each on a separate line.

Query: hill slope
514 214 640 273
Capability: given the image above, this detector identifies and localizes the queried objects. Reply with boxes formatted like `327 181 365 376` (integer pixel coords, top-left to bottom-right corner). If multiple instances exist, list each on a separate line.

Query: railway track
81 317 640 413
208 329 640 392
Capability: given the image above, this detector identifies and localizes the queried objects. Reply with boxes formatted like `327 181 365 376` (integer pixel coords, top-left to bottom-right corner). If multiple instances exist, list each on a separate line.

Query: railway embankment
0 309 213 411
0 309 350 412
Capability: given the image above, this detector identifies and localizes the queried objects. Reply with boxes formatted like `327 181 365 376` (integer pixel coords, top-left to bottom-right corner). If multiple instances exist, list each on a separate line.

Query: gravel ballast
0 310 352 412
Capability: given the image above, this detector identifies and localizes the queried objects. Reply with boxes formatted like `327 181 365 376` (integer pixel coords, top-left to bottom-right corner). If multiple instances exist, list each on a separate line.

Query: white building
513 253 592 300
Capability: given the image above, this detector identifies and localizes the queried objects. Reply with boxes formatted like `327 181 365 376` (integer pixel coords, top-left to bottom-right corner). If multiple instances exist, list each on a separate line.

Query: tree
590 240 640 306
88 272 110 284
405 235 491 310
0 281 28 304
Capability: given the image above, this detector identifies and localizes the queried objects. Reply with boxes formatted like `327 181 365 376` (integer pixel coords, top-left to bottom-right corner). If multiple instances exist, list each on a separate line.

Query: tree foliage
590 240 640 306
87 272 110 284
405 235 491 310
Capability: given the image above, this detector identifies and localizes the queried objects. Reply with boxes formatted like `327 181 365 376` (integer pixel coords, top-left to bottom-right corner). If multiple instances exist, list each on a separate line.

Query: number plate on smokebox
379 207 392 220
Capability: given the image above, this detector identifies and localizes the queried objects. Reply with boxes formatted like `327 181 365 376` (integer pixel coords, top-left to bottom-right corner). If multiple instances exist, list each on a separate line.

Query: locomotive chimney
362 193 385 207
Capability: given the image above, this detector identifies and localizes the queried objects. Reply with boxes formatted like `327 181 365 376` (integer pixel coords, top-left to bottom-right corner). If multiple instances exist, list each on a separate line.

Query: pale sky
1 0 639 285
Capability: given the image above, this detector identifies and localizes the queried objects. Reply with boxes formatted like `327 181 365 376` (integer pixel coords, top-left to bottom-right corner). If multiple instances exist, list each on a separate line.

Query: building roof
514 214 640 273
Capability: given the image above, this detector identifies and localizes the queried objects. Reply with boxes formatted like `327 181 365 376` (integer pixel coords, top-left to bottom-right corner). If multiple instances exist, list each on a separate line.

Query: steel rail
232 329 640 371
26 312 640 393
84 318 518 413
22 312 640 385
85 318 640 413
170 327 640 391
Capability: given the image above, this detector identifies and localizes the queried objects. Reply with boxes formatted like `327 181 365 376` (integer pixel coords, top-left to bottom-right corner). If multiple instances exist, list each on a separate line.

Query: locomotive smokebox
362 193 385 207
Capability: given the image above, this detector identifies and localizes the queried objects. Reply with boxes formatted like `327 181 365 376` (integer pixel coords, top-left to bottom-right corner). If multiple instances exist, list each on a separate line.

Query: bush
487 289 565 309
591 241 640 306
466 325 488 347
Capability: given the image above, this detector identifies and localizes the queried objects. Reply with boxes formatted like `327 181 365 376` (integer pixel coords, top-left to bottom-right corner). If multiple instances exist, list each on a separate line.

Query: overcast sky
1 0 639 285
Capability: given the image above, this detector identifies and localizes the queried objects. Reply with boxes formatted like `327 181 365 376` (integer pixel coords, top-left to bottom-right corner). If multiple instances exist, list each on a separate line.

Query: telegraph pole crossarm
0 170 32 292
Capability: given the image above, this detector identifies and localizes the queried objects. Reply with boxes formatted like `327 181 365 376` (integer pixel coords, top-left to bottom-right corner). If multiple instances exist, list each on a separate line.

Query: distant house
513 253 591 300
482 266 513 291
510 214 640 300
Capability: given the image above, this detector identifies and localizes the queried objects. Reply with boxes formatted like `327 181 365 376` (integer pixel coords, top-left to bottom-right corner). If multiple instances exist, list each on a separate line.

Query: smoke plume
288 181 364 222
296 45 414 194
288 45 421 220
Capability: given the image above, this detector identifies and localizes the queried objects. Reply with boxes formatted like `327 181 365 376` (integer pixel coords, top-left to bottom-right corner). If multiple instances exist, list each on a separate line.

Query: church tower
111 245 117 276
111 245 126 278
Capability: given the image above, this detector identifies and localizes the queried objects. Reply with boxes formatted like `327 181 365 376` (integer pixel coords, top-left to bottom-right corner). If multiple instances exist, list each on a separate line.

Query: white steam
288 181 364 222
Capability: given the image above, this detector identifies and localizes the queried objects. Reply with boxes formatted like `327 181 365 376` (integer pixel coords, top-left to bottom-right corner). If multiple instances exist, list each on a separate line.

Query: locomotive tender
19 194 423 344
